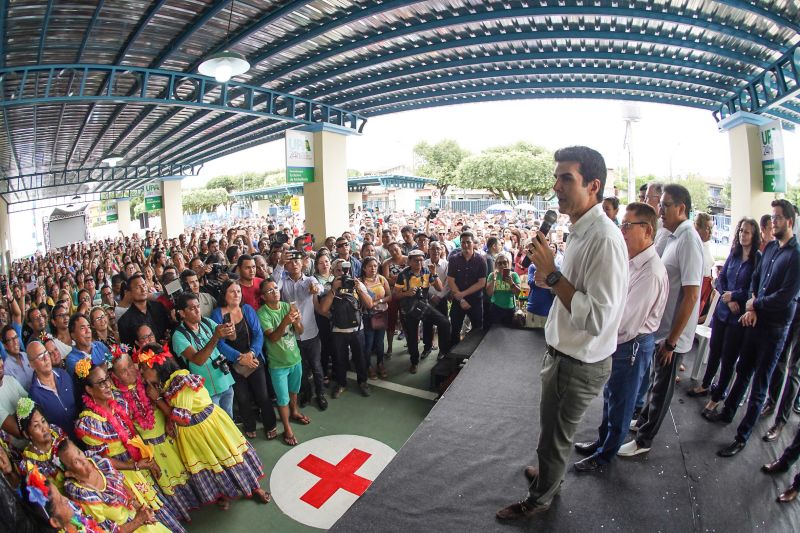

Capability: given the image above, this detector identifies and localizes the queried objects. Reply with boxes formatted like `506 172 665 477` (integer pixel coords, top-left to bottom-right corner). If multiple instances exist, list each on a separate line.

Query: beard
773 227 786 240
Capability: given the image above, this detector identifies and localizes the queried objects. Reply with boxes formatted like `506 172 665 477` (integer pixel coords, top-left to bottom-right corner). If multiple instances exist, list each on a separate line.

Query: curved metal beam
713 0 800 34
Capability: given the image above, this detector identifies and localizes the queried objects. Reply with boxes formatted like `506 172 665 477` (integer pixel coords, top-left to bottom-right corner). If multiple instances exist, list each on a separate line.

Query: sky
188 98 800 188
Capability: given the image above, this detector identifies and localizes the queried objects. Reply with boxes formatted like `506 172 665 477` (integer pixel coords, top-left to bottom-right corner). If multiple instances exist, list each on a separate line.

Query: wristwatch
663 340 677 352
545 271 563 287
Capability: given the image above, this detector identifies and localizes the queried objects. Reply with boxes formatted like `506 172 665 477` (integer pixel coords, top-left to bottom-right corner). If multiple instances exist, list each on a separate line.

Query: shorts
269 362 303 406
526 312 548 329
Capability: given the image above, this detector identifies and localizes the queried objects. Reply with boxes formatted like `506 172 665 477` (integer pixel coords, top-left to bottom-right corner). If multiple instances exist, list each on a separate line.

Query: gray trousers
527 350 611 507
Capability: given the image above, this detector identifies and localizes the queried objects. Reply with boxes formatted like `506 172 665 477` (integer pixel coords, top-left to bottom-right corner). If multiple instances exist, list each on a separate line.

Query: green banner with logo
144 182 163 211
286 130 315 183
760 121 786 193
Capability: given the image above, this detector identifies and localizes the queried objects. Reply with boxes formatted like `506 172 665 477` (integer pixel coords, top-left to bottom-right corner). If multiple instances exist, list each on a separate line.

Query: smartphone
502 267 511 279
222 312 231 324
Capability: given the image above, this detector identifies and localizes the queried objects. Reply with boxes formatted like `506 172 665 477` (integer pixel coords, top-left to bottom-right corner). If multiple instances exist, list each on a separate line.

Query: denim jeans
721 323 789 442
594 334 655 463
211 386 235 419
362 320 386 367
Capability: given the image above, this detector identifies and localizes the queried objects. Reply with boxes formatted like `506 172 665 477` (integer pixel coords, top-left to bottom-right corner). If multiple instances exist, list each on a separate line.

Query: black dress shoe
717 440 746 457
778 487 799 503
687 387 709 398
574 456 602 473
762 459 789 474
702 409 733 423
763 423 784 442
316 395 328 411
496 500 549 520
574 441 600 456
760 401 776 418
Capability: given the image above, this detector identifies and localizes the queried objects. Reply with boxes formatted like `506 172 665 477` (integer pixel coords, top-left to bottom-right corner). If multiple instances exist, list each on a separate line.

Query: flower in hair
74 357 92 379
25 463 49 507
16 397 35 422
38 331 52 343
105 343 130 365
134 347 167 368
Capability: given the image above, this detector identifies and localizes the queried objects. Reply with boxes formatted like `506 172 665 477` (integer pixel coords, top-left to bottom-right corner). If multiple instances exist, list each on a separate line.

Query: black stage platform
331 327 800 533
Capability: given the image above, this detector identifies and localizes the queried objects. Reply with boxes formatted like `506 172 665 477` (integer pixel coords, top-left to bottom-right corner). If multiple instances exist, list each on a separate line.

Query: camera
340 261 355 291
211 355 231 375
274 232 290 245
426 207 440 220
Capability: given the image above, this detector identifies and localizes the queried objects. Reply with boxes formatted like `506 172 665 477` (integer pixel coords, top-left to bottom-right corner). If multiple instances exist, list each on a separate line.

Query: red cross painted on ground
297 448 373 509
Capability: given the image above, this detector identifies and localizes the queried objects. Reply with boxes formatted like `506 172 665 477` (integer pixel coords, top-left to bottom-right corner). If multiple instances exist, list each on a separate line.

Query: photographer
171 292 236 418
180 269 216 318
395 250 451 374
318 259 374 398
190 256 222 300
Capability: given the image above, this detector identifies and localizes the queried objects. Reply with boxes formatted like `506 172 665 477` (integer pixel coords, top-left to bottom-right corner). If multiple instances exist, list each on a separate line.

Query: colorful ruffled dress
19 425 66 491
74 391 185 532
66 499 107 533
163 369 266 505
64 456 170 533
117 380 200 521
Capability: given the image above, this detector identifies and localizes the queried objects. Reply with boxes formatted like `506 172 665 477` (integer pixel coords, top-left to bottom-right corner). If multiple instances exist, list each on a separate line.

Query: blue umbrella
486 203 513 213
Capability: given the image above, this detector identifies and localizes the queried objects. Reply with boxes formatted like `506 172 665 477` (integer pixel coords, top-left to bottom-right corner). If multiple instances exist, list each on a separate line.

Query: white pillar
303 128 350 240
719 112 775 237
159 176 185 239
252 200 269 218
0 197 11 273
348 191 363 211
116 198 133 237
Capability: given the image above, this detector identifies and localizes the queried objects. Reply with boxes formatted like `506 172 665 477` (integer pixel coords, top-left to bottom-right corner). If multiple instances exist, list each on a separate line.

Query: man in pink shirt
571 202 668 471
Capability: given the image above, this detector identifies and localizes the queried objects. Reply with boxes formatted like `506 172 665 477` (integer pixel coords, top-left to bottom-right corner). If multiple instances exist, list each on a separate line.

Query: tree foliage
671 174 711 215
413 139 470 195
455 143 554 200
206 170 286 193
182 188 230 214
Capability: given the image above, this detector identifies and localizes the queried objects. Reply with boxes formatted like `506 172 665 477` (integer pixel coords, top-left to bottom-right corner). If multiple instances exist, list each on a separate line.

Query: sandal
265 427 278 440
378 364 388 379
252 488 271 504
216 498 231 511
283 432 299 446
245 431 257 439
291 413 311 425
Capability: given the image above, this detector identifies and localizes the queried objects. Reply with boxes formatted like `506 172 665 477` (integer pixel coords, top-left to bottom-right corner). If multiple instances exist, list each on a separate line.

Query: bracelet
133 461 139 471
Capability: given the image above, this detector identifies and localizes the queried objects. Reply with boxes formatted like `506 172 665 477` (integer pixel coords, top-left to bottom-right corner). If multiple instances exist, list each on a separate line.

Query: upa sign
286 130 315 183
105 202 118 222
760 120 786 193
144 182 163 211
270 435 395 529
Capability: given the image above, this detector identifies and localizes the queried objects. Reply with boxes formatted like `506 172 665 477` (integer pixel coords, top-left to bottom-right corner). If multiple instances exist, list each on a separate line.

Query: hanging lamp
198 0 249 83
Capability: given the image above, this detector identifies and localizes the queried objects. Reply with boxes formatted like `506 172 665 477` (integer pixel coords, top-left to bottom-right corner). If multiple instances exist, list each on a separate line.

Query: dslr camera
426 207 440 220
340 261 356 291
211 355 231 375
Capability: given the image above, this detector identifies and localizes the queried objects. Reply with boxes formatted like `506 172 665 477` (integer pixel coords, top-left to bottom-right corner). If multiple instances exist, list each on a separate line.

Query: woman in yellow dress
110 346 199 521
137 344 271 510
59 438 170 533
15 398 67 491
73 358 185 531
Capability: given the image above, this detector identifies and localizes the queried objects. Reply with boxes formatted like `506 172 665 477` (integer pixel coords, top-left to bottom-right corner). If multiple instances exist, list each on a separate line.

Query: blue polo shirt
29 368 77 439
65 342 110 376
0 321 24 361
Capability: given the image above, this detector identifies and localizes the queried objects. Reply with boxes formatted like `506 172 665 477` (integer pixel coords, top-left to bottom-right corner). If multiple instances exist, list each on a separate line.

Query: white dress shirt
617 245 669 344
425 257 449 299
545 203 629 363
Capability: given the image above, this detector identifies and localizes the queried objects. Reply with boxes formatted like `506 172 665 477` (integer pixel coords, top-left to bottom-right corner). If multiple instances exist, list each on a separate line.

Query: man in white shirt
497 146 628 520
572 203 668 472
422 241 450 359
619 184 702 457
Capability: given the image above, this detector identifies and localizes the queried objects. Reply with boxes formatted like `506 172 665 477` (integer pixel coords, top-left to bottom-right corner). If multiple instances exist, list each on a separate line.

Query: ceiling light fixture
102 154 123 167
198 0 249 83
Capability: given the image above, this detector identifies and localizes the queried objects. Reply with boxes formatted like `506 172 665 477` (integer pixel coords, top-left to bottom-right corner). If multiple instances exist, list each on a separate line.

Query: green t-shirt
258 302 302 369
171 318 235 396
487 271 521 309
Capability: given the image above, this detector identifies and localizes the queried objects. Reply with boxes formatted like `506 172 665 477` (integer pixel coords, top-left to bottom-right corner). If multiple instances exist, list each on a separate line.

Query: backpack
331 289 361 330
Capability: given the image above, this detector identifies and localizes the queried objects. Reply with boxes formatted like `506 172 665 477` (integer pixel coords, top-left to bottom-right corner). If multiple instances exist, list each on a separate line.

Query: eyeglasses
659 202 675 210
2 335 17 343
28 351 48 363
263 287 279 295
336 243 348 247
137 332 155 342
620 221 650 231
771 215 786 222
53 313 68 319
91 377 112 389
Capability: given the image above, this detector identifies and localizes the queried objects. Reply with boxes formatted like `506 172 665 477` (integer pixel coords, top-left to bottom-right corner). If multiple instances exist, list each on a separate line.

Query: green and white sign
286 130 314 183
105 202 118 222
760 120 786 193
144 182 163 211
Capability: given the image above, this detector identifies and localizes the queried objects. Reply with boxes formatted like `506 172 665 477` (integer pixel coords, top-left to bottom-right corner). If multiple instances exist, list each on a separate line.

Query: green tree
206 175 238 193
182 188 230 214
413 139 470 195
456 143 554 200
673 174 711 214
785 179 800 207
614 172 653 203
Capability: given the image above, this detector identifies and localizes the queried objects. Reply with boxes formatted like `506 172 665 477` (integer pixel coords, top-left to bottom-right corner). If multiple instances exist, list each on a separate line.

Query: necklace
113 375 155 431
81 394 141 461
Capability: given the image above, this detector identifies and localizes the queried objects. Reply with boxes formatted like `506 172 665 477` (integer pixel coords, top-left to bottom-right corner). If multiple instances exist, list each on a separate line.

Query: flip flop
291 413 311 425
245 431 257 439
265 427 278 440
251 489 271 504
283 432 299 446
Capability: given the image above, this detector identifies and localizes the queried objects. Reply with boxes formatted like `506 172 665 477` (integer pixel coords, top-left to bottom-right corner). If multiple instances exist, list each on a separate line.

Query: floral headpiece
105 343 130 365
16 397 35 422
38 331 53 343
133 343 173 368
25 462 50 508
74 357 93 379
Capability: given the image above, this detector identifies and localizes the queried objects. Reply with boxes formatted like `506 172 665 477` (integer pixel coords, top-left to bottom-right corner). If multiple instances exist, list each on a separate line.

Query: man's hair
639 183 648 193
225 245 240 264
26 307 42 323
174 291 199 312
237 254 254 268
460 231 475 241
1 324 15 342
179 269 197 284
663 183 692 215
603 197 620 210
486 236 500 249
647 182 665 196
553 146 607 201
401 225 414 234
772 199 797 228
625 202 658 237
68 313 87 334
760 213 772 230
694 212 712 230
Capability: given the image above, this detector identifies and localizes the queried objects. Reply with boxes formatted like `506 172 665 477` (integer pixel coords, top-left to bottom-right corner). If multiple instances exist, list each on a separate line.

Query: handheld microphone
537 210 558 241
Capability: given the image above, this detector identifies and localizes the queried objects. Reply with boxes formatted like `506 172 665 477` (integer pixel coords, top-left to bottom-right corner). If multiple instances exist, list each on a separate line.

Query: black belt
546 345 584 365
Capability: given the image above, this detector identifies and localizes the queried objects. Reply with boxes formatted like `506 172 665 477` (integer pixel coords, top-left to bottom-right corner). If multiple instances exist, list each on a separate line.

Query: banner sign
290 196 301 213
286 130 315 183
144 182 163 211
105 202 118 222
760 120 786 193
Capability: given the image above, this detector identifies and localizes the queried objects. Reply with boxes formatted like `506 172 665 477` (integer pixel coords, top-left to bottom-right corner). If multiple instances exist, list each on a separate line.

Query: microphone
537 210 558 242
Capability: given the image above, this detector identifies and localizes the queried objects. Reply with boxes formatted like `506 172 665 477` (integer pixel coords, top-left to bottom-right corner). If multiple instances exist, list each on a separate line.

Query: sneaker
629 419 639 431
316 395 329 411
410 364 418 374
617 440 650 457
421 347 432 359
359 383 371 397
398 331 405 341
331 386 345 399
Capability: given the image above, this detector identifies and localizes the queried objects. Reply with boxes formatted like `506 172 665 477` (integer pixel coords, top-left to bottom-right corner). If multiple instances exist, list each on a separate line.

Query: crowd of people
1 144 800 529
